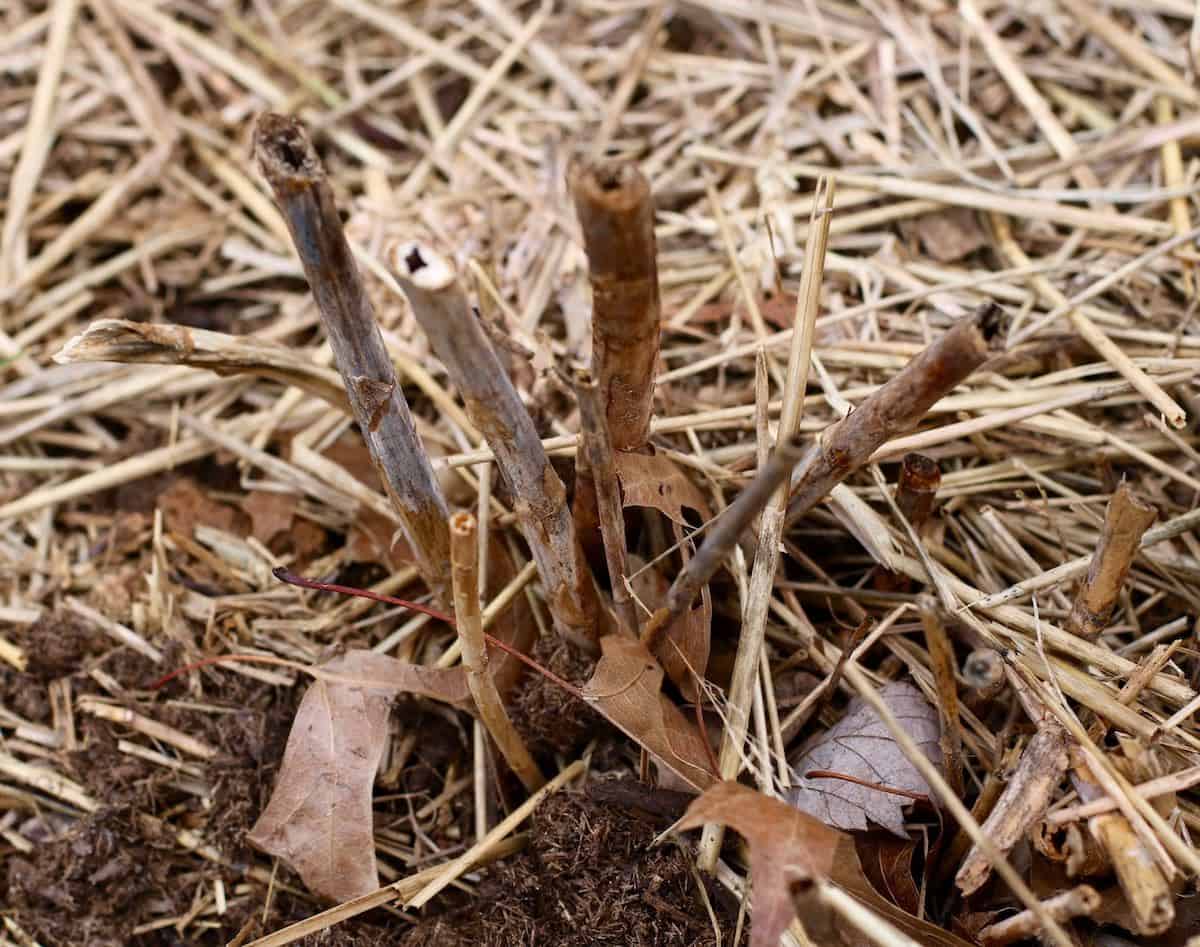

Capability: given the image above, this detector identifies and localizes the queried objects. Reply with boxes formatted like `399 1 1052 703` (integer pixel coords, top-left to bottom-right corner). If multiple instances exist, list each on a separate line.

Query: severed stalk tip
253 113 321 183
387 241 457 291
449 511 476 537
570 159 650 209
900 452 939 484
976 300 1008 343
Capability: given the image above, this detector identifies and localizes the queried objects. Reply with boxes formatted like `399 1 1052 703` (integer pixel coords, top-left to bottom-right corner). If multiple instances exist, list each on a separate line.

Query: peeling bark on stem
253 113 451 606
977 885 1100 947
1070 748 1173 935
389 242 598 651
569 160 661 452
642 303 1006 650
957 668 1072 898
1067 482 1157 640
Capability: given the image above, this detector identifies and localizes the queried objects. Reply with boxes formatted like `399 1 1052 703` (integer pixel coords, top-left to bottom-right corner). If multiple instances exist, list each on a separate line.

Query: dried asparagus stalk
389 242 599 650
569 160 661 452
1066 482 1157 640
450 512 545 793
642 302 1006 650
254 113 452 605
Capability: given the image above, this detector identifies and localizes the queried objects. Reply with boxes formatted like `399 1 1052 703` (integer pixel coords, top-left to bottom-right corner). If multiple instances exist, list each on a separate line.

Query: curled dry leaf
615 451 711 698
248 651 469 902
679 782 973 947
582 634 715 791
787 681 941 836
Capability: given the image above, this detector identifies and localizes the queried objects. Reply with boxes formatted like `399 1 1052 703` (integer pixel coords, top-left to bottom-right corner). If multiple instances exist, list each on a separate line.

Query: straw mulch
4 1 1200 945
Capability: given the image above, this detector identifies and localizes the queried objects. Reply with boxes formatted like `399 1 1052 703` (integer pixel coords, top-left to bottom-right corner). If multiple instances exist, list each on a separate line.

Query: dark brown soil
398 784 740 946
508 633 605 757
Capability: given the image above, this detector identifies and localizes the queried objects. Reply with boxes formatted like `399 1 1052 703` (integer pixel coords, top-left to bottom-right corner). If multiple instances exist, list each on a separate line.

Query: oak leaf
582 634 715 791
786 681 940 836
247 651 469 901
679 782 972 947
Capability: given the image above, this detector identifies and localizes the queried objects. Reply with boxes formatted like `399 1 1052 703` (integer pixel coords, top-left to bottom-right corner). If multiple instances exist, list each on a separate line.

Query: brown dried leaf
628 553 710 703
679 782 846 947
344 507 413 571
248 651 468 901
679 783 973 947
615 452 711 697
240 490 295 544
615 451 710 527
582 634 715 791
787 681 940 836
856 833 920 916
158 476 237 539
912 207 987 263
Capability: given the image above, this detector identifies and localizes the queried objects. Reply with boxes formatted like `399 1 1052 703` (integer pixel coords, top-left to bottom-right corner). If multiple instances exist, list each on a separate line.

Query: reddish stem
804 769 931 803
150 653 296 690
153 568 589 702
272 567 455 623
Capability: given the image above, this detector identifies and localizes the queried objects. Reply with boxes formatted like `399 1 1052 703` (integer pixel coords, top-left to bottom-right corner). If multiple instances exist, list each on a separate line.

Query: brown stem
569 160 661 452
388 242 598 651
642 303 1005 650
450 513 545 793
785 302 1005 525
873 452 942 593
977 885 1100 947
253 113 451 606
895 452 941 530
919 598 964 798
1067 481 1157 640
1071 751 1173 935
957 668 1072 897
574 367 635 633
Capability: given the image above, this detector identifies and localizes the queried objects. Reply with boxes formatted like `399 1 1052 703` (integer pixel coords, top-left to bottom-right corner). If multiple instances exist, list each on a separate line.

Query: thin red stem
273 567 455 623
803 769 931 803
272 566 587 699
150 653 297 690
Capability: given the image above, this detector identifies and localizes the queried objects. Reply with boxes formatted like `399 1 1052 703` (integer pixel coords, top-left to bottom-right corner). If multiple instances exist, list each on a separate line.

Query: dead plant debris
5 1 1200 945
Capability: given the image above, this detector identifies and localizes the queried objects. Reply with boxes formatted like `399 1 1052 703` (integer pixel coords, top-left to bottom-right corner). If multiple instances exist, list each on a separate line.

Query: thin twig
642 302 1006 651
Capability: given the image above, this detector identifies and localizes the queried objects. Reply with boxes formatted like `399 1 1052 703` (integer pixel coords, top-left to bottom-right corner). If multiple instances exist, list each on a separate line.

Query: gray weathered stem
253 113 451 605
642 303 1005 650
389 242 598 650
